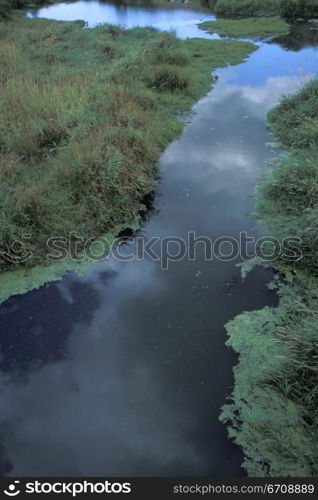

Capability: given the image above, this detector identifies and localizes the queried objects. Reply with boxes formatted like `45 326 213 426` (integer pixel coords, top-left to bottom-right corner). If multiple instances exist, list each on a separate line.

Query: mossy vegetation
221 281 318 476
221 79 318 476
267 79 318 150
0 16 257 300
199 17 290 38
210 0 318 19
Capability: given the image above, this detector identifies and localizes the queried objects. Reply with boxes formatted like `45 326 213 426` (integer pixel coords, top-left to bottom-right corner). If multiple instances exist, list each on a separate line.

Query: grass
0 16 257 292
267 79 318 150
221 280 318 476
199 17 290 38
221 80 318 476
0 0 47 19
212 0 318 19
258 79 318 275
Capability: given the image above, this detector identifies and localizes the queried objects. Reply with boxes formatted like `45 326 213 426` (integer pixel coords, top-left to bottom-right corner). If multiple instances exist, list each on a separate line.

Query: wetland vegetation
199 17 290 37
0 16 256 276
221 79 318 477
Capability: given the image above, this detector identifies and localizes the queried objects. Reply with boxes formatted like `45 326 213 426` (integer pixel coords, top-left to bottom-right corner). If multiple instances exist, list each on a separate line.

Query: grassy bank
0 16 257 301
221 80 318 476
202 0 318 19
199 17 289 38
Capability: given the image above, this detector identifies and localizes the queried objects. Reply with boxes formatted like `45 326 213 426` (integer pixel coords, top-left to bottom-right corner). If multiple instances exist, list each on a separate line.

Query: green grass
199 17 290 38
0 16 257 286
257 79 318 275
267 79 318 150
213 0 318 19
221 280 318 477
221 80 318 476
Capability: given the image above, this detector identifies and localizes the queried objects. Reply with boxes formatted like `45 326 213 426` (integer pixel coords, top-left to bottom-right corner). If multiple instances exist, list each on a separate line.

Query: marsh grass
199 17 290 38
0 17 256 271
221 79 318 476
267 79 318 149
221 281 318 476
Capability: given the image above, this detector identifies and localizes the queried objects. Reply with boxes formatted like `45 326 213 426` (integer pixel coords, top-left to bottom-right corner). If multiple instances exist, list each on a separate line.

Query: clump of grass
148 64 189 91
258 153 318 215
267 79 318 149
255 80 318 275
0 17 257 274
199 17 290 38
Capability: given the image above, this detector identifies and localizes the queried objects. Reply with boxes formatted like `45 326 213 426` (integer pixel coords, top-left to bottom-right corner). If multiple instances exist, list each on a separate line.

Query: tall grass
267 79 318 149
0 0 47 19
0 17 256 272
257 80 318 275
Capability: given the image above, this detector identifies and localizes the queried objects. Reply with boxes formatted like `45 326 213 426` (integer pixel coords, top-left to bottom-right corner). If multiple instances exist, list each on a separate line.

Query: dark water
1 5 318 476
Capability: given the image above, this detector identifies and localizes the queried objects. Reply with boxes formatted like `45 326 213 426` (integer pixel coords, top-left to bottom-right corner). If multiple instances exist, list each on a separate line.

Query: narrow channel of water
0 3 317 476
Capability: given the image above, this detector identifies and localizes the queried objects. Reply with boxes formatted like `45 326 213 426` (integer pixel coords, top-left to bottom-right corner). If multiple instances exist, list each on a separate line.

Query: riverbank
221 80 318 476
0 15 257 302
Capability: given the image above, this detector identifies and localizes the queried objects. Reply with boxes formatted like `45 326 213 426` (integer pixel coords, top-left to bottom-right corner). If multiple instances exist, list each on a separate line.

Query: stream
0 1 318 476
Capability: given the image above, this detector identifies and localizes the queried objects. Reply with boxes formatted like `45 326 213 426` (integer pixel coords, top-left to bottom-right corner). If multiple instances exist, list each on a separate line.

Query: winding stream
1 2 318 476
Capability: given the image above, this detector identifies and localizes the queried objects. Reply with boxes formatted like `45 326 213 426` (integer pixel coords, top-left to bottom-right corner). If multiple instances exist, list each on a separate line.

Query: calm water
28 0 216 38
1 3 318 476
